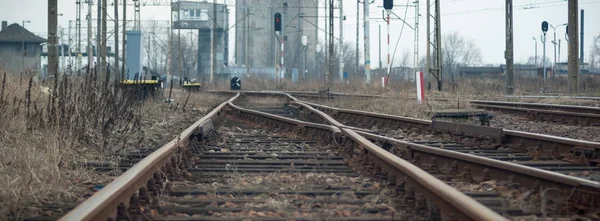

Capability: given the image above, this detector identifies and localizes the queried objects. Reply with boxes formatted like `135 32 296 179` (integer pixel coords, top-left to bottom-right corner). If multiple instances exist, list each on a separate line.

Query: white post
416 71 425 103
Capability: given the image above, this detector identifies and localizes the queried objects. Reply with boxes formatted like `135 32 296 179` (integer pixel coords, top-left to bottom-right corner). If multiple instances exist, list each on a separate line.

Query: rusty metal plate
431 120 503 142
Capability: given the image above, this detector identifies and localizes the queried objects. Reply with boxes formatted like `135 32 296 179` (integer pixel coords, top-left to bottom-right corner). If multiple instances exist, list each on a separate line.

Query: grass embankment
0 70 228 220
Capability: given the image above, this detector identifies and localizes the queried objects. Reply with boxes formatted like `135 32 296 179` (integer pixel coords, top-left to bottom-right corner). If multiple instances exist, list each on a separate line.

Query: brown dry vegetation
204 75 600 99
0 70 229 220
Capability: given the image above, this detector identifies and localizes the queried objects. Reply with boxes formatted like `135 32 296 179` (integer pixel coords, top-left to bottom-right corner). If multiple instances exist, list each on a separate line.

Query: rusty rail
61 91 506 221
290 96 600 213
59 93 239 220
298 100 600 153
230 97 506 220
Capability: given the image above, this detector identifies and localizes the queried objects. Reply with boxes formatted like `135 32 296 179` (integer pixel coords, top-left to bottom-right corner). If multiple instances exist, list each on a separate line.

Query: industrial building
173 1 229 81
234 0 318 79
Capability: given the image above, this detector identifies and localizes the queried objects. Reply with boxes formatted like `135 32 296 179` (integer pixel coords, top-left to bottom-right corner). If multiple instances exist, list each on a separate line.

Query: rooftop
0 23 46 44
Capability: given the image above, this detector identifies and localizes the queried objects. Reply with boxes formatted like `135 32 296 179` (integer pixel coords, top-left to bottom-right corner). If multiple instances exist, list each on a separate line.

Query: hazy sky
0 0 598 67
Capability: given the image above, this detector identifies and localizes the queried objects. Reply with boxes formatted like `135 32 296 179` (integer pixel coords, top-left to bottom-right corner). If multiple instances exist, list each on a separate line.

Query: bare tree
391 50 411 80
590 33 600 70
442 32 482 83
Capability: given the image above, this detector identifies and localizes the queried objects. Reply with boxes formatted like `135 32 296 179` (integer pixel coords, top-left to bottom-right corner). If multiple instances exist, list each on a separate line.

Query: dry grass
0 68 230 220
204 75 600 100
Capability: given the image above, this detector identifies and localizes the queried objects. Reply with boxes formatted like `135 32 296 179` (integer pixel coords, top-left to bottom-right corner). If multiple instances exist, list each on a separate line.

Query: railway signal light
384 0 393 10
541 21 548 33
274 13 282 34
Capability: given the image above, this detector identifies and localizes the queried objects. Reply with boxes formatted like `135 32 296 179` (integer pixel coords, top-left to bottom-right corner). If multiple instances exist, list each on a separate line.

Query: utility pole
533 37 538 69
48 0 58 78
282 2 287 81
567 0 579 94
96 0 101 70
385 9 390 85
246 7 250 77
328 0 334 87
378 24 381 70
339 0 344 81
87 0 92 72
324 0 327 82
426 0 442 91
413 0 419 82
356 0 359 79
114 0 119 78
101 0 107 74
76 0 82 72
505 0 514 94
122 0 127 78
211 0 217 82
580 9 584 66
60 27 65 73
178 2 182 80
363 0 371 83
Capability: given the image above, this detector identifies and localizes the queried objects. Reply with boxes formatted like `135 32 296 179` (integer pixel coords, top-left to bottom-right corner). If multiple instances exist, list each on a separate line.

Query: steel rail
233 95 506 220
470 100 600 114
356 131 600 189
59 93 240 220
299 100 600 152
290 96 600 212
292 98 600 187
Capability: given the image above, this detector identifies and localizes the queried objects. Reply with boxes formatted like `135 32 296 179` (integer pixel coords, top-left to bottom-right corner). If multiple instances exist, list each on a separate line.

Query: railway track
288 98 600 215
57 92 507 221
470 100 600 126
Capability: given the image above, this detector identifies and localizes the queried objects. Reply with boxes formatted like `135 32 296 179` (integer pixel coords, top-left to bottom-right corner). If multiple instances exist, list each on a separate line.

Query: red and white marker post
415 71 425 103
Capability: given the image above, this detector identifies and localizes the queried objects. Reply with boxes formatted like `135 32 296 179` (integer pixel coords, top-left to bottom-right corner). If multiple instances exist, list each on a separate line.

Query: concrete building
172 1 229 81
235 0 318 78
0 21 46 73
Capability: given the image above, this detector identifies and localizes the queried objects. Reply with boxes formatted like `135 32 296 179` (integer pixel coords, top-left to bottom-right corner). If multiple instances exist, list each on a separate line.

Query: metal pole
553 26 557 79
568 0 579 94
385 10 390 86
122 0 127 78
413 0 419 82
339 0 344 81
282 2 287 81
505 0 514 94
49 0 58 78
114 0 119 78
60 27 65 73
304 46 307 80
558 39 561 64
102 0 107 74
96 0 101 71
21 21 25 77
378 24 381 71
87 0 92 73
580 9 584 66
356 0 359 78
329 0 334 87
246 7 249 77
76 0 82 72
178 3 182 80
543 33 547 85
435 0 442 91
363 0 371 83
323 0 327 83
211 0 216 82
534 38 537 69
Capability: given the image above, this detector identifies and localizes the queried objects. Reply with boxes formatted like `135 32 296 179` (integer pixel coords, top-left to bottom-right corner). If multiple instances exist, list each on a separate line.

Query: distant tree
590 33 600 70
442 31 483 83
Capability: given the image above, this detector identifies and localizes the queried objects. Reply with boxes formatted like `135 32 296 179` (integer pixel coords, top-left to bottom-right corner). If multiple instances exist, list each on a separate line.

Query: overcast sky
0 0 598 67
